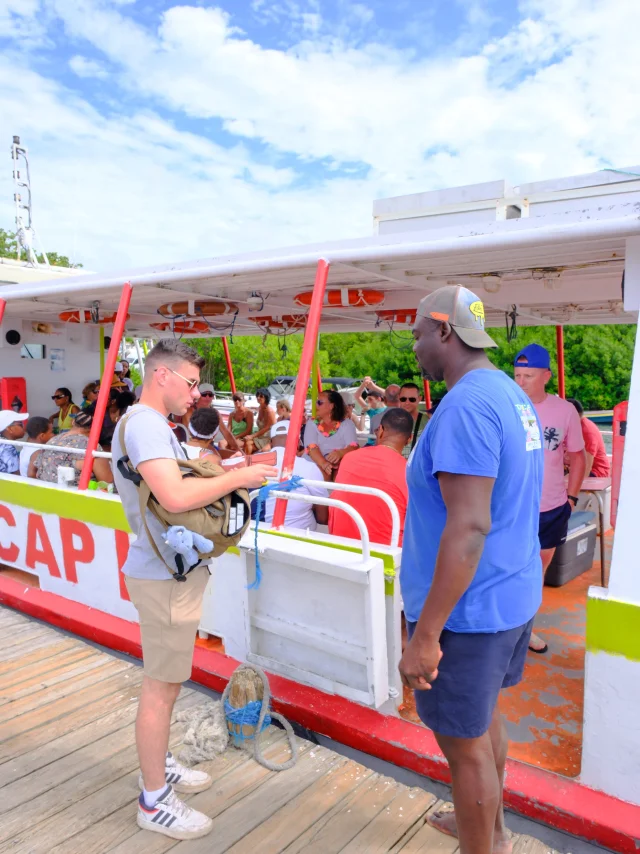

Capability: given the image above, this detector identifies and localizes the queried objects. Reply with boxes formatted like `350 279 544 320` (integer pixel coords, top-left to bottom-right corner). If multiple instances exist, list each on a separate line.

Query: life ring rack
157 300 239 318
150 320 209 335
376 309 417 326
58 310 127 325
293 288 385 309
249 315 307 332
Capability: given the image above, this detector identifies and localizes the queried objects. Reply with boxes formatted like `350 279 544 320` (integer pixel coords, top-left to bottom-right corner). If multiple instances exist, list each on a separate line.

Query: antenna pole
10 135 49 267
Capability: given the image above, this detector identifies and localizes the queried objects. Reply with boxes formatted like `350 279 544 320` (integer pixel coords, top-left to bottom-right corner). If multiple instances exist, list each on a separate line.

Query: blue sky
0 0 637 269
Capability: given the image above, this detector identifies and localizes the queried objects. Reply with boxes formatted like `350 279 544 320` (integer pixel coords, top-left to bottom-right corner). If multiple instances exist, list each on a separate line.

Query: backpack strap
116 410 196 582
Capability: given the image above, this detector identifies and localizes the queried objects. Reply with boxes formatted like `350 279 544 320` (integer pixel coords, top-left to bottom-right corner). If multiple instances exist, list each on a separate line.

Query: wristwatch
568 494 579 507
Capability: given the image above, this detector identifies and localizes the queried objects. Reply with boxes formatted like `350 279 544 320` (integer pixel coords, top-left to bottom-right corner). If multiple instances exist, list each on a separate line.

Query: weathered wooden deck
0 605 559 853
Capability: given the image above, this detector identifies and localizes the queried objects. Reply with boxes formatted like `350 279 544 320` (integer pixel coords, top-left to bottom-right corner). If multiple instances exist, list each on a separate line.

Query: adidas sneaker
137 785 213 840
138 752 212 794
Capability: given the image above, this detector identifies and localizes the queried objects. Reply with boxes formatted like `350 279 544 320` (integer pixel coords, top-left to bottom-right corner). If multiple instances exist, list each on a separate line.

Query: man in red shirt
328 408 413 546
568 398 611 477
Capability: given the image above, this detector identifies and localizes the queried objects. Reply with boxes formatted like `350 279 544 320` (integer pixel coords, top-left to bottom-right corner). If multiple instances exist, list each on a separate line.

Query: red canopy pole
0 299 6 325
222 336 237 394
272 259 330 528
423 379 432 409
556 325 566 399
78 282 133 491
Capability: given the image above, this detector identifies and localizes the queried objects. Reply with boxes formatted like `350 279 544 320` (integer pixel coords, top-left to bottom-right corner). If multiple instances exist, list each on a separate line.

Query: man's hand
399 635 443 691
237 464 279 490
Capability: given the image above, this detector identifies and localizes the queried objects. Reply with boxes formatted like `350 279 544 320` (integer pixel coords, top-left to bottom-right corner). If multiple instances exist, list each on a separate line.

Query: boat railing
0 437 112 458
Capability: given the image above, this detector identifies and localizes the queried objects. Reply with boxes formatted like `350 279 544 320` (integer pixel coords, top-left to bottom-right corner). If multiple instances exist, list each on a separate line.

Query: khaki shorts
125 566 210 684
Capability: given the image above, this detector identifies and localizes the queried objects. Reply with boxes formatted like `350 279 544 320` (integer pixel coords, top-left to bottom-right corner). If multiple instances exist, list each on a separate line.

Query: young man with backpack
112 339 277 841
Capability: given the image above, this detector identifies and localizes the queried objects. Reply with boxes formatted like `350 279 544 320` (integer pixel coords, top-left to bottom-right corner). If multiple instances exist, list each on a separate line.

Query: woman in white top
303 389 359 480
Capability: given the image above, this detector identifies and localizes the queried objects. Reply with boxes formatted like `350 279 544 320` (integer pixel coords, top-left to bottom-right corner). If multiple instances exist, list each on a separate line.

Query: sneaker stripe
151 811 167 824
165 815 177 827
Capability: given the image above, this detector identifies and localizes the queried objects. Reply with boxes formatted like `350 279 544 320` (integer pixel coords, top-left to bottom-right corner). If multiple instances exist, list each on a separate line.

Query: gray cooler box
545 510 597 587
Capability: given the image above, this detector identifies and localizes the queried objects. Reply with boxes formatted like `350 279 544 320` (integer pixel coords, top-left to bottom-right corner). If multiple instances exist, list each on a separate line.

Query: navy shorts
539 501 572 550
406 618 533 739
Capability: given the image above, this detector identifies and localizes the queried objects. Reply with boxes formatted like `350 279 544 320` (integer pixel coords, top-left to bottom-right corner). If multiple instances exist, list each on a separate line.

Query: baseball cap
198 383 215 395
271 421 290 438
340 391 356 406
514 343 552 371
366 389 383 399
0 410 29 434
416 285 498 349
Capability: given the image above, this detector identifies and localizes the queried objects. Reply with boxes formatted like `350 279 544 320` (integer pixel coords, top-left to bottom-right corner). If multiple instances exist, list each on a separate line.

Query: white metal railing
0 437 112 458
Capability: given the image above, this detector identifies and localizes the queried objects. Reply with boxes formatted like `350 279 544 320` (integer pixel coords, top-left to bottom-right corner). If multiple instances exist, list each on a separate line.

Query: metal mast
11 135 49 267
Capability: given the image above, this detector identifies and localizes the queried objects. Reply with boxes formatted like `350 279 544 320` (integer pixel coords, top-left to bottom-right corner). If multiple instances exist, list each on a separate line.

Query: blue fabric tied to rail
250 475 304 589
224 699 272 746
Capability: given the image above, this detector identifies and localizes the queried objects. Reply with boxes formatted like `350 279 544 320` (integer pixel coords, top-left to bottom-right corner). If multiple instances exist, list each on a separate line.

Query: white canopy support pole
134 338 145 379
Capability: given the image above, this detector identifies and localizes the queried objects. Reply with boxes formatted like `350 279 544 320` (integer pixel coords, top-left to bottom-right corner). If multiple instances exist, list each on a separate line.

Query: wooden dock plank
58 731 295 854
0 607 566 854
225 759 377 854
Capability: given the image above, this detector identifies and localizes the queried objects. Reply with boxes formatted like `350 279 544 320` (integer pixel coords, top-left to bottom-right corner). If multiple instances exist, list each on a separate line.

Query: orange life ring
59 310 123 324
249 315 307 331
376 309 417 325
157 300 238 318
293 288 385 309
150 320 209 334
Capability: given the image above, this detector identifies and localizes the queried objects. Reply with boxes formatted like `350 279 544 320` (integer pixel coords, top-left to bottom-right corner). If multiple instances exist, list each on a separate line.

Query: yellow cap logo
469 300 485 323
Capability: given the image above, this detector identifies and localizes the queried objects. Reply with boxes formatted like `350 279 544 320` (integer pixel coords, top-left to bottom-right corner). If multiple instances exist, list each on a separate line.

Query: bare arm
399 473 494 690
584 451 594 478
27 451 42 479
313 504 329 525
354 379 369 411
252 408 276 438
93 456 114 483
217 419 240 452
367 379 385 396
566 449 587 502
137 458 278 514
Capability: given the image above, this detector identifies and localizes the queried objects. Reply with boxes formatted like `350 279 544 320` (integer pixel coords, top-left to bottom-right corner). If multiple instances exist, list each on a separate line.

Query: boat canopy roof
1 203 638 337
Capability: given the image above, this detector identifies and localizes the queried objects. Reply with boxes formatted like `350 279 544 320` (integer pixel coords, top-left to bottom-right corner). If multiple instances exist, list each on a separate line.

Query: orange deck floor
400 532 613 778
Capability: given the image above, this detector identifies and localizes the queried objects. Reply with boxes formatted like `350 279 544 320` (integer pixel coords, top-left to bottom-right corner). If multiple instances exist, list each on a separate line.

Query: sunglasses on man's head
399 396 418 403
200 392 214 398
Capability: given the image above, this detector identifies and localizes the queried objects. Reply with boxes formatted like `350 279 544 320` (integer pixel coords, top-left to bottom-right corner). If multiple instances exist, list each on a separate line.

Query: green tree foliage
194 323 634 410
0 227 82 268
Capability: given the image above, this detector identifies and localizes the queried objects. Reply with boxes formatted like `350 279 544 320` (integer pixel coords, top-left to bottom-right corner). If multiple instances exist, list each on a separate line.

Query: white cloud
69 55 109 78
1 0 639 271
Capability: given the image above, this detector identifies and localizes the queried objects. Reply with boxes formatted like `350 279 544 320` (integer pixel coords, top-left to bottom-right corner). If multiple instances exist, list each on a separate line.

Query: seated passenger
303 389 359 480
0 411 29 475
276 398 292 421
181 408 223 462
50 387 80 434
246 388 276 453
568 398 610 477
262 421 329 531
341 392 365 431
32 409 113 487
81 382 99 410
20 416 53 477
328 408 413 546
228 392 254 446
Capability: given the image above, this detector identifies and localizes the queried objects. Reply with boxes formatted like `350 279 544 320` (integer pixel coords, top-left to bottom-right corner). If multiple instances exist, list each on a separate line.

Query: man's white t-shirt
263 447 327 531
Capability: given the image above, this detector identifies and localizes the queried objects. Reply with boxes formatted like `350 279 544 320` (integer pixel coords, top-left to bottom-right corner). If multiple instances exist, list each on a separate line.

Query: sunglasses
399 396 418 403
52 394 66 400
200 392 214 398
156 367 199 391
316 399 327 406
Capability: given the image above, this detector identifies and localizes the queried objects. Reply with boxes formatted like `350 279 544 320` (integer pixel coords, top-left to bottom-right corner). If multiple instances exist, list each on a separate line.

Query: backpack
116 411 251 581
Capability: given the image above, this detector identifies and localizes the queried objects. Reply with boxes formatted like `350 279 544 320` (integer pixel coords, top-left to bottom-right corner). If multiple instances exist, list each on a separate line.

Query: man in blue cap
399 286 544 854
514 343 586 654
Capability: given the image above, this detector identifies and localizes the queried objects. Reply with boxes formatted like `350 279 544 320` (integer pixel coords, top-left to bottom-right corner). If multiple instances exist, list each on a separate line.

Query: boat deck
0 606 563 854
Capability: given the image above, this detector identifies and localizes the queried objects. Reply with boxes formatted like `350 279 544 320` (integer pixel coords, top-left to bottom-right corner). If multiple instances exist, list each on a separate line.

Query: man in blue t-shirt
399 285 543 854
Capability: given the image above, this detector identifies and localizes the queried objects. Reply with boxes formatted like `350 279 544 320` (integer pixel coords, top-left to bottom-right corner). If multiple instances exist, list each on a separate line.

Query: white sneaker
137 785 213 839
138 752 212 794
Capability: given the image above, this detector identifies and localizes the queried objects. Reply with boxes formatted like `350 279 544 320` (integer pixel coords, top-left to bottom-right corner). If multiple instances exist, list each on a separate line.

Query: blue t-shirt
400 369 544 633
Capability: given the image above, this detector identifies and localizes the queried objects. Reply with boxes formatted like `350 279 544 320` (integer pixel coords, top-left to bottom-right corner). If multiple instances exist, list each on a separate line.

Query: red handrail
222 336 236 394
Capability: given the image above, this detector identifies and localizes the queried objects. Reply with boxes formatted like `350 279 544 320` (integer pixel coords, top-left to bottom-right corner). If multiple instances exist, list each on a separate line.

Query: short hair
323 389 346 422
232 392 245 403
26 416 51 439
380 407 414 439
256 387 271 404
190 407 220 437
276 398 292 413
82 382 97 399
567 398 584 416
400 382 420 393
116 391 136 412
385 384 401 404
144 338 205 375
74 409 95 429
